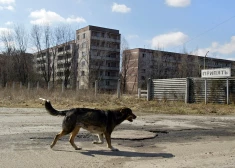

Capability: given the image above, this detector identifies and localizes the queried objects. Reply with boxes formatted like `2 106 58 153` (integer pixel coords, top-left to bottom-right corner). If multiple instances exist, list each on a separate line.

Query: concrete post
117 79 121 99
37 81 39 91
138 88 141 98
185 78 189 104
12 82 15 91
48 82 50 91
95 80 98 97
147 78 151 101
205 79 207 104
227 78 229 105
62 81 64 93
28 82 30 91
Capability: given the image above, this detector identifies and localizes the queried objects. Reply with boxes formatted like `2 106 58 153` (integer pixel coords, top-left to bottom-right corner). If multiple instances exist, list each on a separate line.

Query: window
141 69 146 73
57 64 64 68
106 80 110 86
58 47 63 52
141 76 145 80
65 45 70 50
57 72 63 77
99 71 103 76
83 33 86 39
142 53 145 58
81 61 85 67
82 42 86 48
82 52 86 57
106 71 110 76
77 35 80 40
81 71 85 76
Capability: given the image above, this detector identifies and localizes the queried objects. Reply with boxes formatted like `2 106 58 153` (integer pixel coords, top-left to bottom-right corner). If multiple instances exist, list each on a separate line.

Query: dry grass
0 88 235 115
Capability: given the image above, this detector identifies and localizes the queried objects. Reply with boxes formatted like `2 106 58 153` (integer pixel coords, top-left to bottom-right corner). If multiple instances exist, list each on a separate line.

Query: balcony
90 46 120 52
91 36 120 43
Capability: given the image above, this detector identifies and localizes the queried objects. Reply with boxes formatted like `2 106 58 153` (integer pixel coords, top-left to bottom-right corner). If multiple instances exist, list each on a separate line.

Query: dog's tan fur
39 98 136 151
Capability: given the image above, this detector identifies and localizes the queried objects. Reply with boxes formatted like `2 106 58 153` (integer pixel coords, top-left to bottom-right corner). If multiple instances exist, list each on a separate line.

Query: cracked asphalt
0 108 235 168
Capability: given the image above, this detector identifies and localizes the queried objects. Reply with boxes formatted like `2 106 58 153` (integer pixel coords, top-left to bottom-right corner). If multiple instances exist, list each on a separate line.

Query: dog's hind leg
104 132 119 151
69 126 82 150
93 134 104 144
50 130 67 148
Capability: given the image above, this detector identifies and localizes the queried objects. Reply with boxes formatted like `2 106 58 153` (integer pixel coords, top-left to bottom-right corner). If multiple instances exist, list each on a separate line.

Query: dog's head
120 108 136 122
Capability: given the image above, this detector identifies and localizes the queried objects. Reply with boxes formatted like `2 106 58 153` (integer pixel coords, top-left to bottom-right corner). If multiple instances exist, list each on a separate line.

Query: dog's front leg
93 134 104 144
69 126 82 150
104 132 119 151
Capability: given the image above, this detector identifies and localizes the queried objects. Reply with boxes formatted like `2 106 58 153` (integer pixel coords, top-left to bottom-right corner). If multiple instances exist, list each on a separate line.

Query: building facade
35 25 121 90
122 48 235 93
76 25 120 90
35 40 76 88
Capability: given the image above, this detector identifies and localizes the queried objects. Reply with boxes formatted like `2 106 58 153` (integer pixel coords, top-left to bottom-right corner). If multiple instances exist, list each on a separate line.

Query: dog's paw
110 147 119 151
75 147 82 150
93 141 104 144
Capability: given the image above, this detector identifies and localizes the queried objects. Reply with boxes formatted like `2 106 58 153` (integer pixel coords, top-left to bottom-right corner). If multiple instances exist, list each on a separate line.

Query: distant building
76 25 120 90
35 40 76 88
35 25 121 90
122 48 235 93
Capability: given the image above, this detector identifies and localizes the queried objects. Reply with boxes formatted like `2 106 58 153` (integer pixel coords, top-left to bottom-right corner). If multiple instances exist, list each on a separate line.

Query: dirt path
0 108 235 168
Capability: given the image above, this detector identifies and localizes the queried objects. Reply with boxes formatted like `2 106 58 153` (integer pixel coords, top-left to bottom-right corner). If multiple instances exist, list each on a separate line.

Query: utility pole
204 51 209 69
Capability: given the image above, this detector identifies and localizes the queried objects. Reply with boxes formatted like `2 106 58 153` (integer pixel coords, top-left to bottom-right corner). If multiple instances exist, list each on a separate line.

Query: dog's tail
39 98 67 116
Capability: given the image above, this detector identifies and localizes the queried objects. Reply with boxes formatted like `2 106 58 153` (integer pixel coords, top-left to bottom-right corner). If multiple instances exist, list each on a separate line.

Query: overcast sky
1 0 235 60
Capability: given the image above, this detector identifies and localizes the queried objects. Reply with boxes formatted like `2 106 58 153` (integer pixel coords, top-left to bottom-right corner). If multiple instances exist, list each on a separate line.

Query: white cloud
195 36 235 57
151 32 188 49
0 5 14 10
29 9 86 25
0 0 14 11
0 0 15 4
165 0 191 7
66 15 86 23
5 21 13 25
112 3 131 13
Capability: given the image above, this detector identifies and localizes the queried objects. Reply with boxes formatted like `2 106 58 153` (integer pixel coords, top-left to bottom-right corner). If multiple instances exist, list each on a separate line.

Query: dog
39 98 136 151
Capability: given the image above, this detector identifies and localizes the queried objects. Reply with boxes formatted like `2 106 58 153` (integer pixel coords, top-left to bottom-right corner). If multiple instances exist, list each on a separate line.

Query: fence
139 78 235 104
2 79 122 99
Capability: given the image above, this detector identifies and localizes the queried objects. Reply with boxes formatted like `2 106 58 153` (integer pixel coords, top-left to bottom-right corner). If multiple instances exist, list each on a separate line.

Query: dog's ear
120 108 127 113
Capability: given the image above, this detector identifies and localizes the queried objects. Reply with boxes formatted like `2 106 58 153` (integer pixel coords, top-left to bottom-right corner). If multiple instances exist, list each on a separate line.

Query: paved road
0 108 235 168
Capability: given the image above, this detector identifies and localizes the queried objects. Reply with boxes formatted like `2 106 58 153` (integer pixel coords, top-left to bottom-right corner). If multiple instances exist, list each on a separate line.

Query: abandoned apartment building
122 48 235 93
35 25 121 91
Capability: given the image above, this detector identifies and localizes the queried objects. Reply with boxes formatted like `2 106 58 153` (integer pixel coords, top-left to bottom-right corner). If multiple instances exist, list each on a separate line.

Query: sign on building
201 68 231 78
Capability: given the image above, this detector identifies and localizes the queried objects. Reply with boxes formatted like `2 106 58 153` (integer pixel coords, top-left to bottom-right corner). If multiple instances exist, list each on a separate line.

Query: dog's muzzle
127 114 137 122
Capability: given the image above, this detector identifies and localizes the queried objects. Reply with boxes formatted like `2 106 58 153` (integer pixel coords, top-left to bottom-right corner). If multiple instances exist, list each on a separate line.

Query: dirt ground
0 107 235 168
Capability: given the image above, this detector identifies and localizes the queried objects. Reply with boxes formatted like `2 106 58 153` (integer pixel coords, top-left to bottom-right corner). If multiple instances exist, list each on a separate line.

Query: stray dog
39 98 136 151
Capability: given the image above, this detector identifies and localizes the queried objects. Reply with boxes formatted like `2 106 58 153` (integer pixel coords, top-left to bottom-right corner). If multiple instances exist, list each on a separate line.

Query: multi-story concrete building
35 25 120 90
35 40 76 88
122 48 235 93
76 25 120 90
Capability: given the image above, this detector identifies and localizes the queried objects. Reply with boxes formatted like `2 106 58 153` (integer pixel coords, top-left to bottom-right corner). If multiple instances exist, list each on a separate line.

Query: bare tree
31 24 52 84
120 37 132 92
0 25 36 86
54 25 76 88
